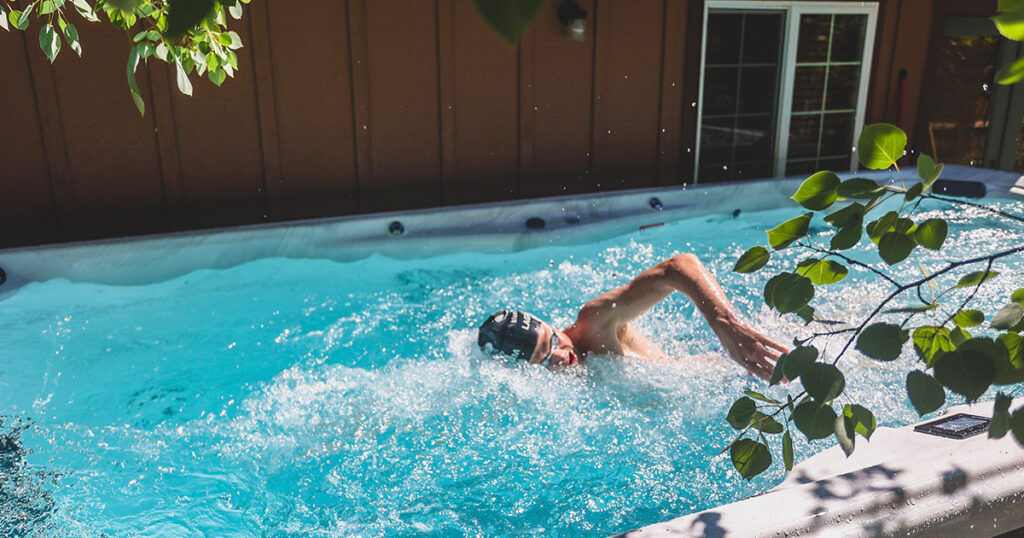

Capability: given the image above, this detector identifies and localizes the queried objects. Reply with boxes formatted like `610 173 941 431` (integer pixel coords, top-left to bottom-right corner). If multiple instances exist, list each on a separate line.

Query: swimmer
478 254 787 379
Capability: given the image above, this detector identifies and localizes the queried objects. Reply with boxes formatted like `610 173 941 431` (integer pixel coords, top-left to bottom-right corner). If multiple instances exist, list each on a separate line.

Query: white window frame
695 1 879 182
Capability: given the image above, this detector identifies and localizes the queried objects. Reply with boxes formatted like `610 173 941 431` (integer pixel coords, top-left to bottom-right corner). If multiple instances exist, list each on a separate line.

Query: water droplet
722 165 728 170
691 102 697 107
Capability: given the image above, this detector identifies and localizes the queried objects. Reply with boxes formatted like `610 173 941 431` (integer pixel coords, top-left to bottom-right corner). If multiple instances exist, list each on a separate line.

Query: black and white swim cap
478 310 545 361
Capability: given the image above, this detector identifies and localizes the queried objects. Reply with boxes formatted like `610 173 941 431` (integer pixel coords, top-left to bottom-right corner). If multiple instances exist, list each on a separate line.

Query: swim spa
1 167 1023 536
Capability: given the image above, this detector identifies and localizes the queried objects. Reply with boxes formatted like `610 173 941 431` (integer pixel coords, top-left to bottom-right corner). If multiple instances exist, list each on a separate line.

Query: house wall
0 0 962 248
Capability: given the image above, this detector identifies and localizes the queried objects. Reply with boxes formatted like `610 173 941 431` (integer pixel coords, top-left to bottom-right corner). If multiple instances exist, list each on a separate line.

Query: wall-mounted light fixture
557 0 588 42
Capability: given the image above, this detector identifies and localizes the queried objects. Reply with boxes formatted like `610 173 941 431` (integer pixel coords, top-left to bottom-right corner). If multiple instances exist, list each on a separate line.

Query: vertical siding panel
0 29 59 247
518 25 535 198
249 1 285 220
170 19 266 229
361 0 442 211
23 31 78 241
680 0 705 181
658 0 688 186
867 0 902 125
269 0 359 219
521 0 595 197
438 0 457 205
452 0 519 204
348 0 373 213
592 0 665 191
148 63 187 231
47 24 166 240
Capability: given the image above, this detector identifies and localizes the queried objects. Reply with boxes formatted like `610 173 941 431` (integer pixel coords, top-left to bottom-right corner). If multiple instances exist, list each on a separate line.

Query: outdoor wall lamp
557 0 588 42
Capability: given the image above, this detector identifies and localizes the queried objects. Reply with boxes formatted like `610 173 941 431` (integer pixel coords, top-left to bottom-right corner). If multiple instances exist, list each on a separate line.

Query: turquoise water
1 198 1022 536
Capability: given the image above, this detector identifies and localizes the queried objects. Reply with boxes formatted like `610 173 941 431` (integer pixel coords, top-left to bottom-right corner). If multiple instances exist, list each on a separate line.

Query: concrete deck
619 402 1024 537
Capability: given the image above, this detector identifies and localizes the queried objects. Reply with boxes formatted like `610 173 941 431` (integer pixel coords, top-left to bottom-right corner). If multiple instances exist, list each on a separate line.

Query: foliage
995 0 1024 83
2 0 248 114
727 123 1024 480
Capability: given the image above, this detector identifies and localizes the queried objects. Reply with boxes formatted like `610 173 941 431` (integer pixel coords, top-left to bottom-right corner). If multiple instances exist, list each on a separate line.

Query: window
696 1 878 182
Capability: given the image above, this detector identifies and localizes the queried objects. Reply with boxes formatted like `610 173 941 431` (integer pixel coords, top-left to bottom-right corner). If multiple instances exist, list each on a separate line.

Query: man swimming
477 254 787 379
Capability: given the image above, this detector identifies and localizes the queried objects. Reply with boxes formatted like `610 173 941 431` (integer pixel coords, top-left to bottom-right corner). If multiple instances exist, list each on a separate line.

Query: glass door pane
699 11 784 182
785 14 866 175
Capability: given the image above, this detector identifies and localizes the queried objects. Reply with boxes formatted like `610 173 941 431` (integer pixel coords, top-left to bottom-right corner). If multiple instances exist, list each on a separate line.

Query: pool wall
0 165 1019 293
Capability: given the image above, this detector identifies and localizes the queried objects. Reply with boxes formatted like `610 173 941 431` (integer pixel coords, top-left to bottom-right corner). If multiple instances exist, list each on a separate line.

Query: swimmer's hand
709 315 788 380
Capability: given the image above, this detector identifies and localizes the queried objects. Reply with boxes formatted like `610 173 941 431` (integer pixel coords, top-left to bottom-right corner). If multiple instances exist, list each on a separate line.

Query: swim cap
478 310 545 361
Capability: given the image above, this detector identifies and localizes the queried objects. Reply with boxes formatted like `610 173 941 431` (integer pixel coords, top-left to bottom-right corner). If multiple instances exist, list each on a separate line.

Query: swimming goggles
539 331 559 367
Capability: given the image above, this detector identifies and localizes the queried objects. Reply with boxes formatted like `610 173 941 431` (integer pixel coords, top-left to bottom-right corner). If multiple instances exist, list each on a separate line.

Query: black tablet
913 413 990 439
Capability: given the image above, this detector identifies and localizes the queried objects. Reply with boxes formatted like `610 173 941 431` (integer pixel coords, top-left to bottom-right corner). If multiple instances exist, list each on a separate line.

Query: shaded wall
1 0 942 248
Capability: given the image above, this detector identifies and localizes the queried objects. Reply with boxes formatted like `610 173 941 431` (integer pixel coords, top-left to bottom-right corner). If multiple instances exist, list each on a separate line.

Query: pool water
1 198 1022 536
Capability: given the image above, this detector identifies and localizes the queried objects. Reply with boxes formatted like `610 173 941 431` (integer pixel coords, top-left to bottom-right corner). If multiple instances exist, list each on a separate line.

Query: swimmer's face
527 323 579 370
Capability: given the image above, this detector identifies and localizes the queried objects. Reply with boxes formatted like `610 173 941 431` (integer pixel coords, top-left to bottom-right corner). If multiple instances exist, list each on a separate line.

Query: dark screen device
913 413 990 439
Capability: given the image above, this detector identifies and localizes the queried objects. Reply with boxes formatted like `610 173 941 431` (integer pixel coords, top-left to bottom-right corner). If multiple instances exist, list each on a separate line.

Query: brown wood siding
0 0 973 249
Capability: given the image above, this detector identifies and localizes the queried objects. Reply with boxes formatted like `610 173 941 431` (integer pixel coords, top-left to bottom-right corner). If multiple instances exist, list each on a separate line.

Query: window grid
786 14 862 172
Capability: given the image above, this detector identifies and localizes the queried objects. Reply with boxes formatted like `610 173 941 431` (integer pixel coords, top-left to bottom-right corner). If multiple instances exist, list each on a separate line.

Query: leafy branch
2 0 249 114
725 122 1024 480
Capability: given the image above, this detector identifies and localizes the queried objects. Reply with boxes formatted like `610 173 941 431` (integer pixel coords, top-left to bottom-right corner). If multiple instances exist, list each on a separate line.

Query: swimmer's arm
579 254 787 378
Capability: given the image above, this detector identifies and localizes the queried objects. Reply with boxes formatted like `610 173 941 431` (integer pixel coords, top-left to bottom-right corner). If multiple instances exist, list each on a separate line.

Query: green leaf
951 326 971 346
1010 409 1024 447
750 411 784 434
913 326 954 365
801 363 845 403
796 258 848 285
834 414 856 456
995 55 1024 85
17 3 33 29
795 305 814 324
906 370 945 415
228 2 242 19
0 5 7 31
994 6 1024 40
878 231 916 265
999 332 1023 363
824 203 866 227
904 182 924 201
10 9 28 31
844 404 876 439
933 349 996 402
764 272 814 314
793 400 837 440
917 154 942 188
831 223 863 250
226 30 242 49
954 309 985 328
767 213 812 250
857 323 908 361
727 397 756 429
1013 288 1024 306
909 181 925 199
176 61 194 96
208 67 227 86
836 178 884 199
956 270 999 288
883 304 939 314
770 354 787 386
1000 0 1024 12
126 46 145 116
782 346 818 380
913 219 947 250
166 0 218 37
730 439 772 481
39 24 61 63
471 0 546 45
992 303 1024 330
62 22 81 57
792 171 841 210
991 392 1013 439
857 123 907 170
866 211 898 243
734 246 770 273
782 430 794 471
744 390 780 405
